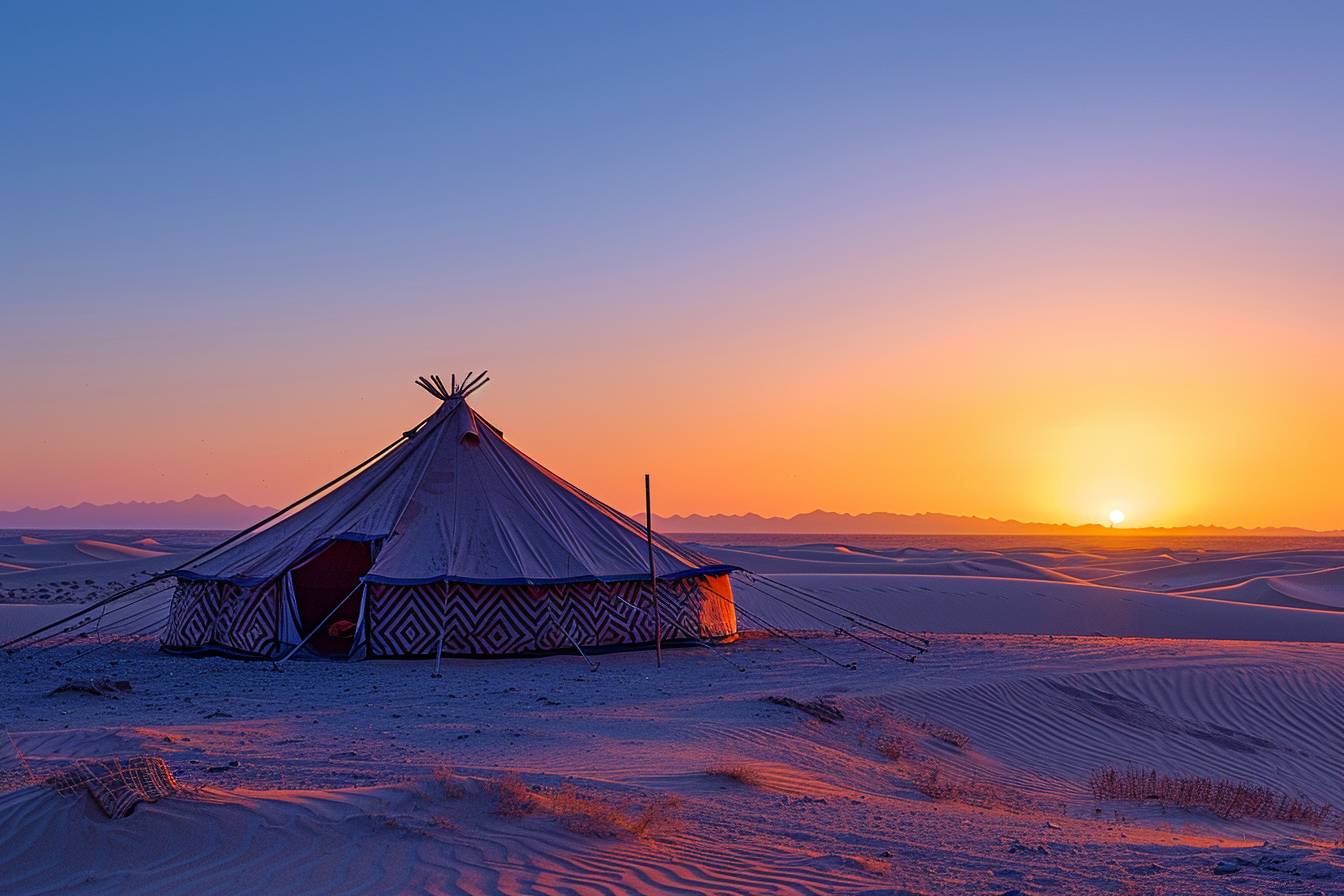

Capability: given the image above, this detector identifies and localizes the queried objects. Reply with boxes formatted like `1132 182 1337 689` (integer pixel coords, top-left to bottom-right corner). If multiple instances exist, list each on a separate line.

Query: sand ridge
4 634 1344 894
4 538 1344 893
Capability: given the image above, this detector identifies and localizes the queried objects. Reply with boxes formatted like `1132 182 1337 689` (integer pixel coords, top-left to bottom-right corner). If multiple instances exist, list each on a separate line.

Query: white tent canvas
161 375 738 660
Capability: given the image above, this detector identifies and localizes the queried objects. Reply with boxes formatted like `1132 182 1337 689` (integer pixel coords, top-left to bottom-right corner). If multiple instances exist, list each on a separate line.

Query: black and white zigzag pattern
165 573 737 660
366 575 737 658
210 581 280 656
162 580 227 649
162 579 279 657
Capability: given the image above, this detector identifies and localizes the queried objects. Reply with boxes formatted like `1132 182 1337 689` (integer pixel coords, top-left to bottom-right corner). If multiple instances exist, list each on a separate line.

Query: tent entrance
290 540 373 657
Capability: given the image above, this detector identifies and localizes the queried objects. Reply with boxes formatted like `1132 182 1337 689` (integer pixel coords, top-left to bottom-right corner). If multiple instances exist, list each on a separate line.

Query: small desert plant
1088 767 1333 826
875 736 905 762
918 721 969 751
765 695 844 724
432 766 467 799
911 765 1002 808
546 784 680 837
487 773 679 838
913 766 960 801
845 855 892 876
488 772 539 818
706 764 767 788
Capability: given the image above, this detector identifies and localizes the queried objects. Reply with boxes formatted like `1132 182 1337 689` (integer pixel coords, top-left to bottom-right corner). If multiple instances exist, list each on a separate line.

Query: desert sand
3 535 1344 894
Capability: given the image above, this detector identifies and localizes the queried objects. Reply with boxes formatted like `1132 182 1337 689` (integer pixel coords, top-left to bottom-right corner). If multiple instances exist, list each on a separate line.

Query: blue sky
4 2 1344 526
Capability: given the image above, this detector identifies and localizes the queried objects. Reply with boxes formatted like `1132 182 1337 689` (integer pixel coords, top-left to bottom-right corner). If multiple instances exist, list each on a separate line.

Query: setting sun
1109 509 1126 526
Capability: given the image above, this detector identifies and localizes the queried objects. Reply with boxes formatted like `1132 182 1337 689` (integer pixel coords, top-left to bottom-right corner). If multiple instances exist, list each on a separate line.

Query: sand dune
1094 555 1328 592
0 775 895 896
1190 565 1344 611
738 572 1344 641
4 537 1344 892
3 635 1344 894
73 540 171 561
0 533 195 607
705 544 1079 581
696 542 1344 622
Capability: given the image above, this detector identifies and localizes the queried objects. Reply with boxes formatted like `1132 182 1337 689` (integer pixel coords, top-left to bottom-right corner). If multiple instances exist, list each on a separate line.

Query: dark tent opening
291 539 373 657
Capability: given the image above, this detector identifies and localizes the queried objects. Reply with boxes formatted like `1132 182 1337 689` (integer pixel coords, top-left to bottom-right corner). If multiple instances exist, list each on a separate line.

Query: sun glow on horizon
1109 509 1126 526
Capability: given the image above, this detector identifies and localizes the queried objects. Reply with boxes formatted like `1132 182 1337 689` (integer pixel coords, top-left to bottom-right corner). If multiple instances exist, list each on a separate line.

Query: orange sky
5 6 1344 530
6 190 1343 530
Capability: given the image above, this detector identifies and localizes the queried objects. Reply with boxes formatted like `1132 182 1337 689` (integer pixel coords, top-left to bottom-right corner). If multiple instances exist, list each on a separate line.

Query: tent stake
645 474 662 668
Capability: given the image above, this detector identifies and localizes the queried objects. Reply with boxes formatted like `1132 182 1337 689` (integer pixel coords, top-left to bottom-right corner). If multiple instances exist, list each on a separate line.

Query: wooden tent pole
645 474 662 668
432 584 450 678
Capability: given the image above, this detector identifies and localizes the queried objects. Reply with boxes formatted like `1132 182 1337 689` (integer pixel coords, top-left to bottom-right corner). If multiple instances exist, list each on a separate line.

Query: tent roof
178 395 733 587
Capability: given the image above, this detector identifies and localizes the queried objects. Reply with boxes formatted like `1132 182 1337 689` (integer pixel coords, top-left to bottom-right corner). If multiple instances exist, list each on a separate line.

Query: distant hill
652 509 1344 537
5 496 1340 537
0 495 277 530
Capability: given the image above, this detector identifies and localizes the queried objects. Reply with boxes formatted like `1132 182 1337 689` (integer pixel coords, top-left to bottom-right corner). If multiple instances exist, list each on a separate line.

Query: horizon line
3 494 1344 535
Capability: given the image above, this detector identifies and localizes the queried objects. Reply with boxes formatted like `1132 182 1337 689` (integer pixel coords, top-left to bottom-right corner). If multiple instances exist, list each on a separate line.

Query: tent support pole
645 474 662 668
432 584 450 678
535 586 598 672
271 582 364 670
602 587 746 673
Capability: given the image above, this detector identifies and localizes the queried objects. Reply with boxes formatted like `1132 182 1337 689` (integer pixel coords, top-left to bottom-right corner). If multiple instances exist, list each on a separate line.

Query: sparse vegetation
765 695 844 724
432 766 466 799
706 764 767 788
874 736 905 762
918 721 969 751
1088 767 1333 826
911 765 1003 808
912 766 962 801
546 784 680 837
486 772 679 837
487 773 538 818
845 854 892 876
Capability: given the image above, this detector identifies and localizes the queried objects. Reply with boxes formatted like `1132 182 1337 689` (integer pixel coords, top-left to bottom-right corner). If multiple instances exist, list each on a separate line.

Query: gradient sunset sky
4 3 1343 529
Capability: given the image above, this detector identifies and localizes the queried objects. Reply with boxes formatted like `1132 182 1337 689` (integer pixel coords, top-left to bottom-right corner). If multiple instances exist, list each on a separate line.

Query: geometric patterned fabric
161 573 736 659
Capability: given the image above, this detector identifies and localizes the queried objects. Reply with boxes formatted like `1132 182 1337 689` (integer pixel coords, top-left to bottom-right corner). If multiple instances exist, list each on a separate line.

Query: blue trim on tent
174 569 273 586
359 564 741 587
174 533 387 587
177 563 740 588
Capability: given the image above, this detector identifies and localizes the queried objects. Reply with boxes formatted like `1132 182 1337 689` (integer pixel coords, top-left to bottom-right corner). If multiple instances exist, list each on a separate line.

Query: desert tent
160 375 738 660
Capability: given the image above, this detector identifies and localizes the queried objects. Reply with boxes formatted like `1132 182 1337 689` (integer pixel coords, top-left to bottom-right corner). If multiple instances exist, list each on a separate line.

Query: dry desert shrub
912 766 962 801
911 765 1002 808
487 772 679 838
918 721 969 751
765 695 845 724
846 854 893 875
432 766 467 799
874 736 905 762
706 764 767 788
546 784 680 838
1088 767 1333 826
488 772 540 818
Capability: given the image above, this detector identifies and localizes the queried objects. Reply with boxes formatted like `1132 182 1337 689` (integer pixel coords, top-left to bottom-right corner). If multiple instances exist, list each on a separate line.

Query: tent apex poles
645 474 662 668
460 370 487 393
